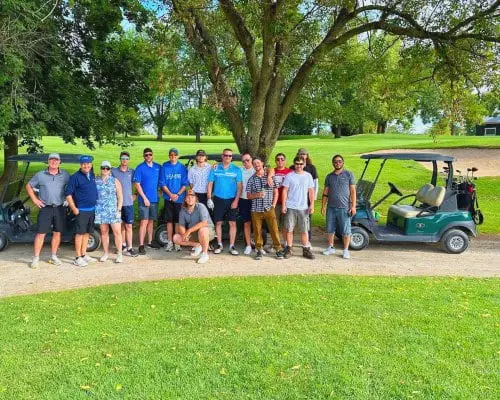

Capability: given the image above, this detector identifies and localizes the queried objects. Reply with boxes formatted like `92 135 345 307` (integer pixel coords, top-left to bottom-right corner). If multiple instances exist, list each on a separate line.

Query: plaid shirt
246 173 277 212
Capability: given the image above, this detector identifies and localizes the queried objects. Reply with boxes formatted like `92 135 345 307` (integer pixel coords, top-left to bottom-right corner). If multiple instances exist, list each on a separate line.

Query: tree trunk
1 134 18 183
377 121 387 133
332 124 342 139
195 123 202 143
156 123 164 141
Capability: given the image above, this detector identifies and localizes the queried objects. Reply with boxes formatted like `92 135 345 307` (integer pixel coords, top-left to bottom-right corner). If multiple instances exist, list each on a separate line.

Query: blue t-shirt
133 161 161 205
208 163 243 199
64 170 98 210
159 161 189 203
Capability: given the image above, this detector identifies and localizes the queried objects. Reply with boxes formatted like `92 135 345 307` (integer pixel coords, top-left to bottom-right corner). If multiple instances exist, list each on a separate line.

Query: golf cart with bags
349 152 483 254
0 154 101 252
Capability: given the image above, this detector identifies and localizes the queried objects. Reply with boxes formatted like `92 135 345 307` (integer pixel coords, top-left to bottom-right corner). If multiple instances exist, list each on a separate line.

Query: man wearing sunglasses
207 148 242 255
133 148 162 254
321 154 356 259
273 153 292 246
112 151 138 257
281 156 315 259
239 152 255 255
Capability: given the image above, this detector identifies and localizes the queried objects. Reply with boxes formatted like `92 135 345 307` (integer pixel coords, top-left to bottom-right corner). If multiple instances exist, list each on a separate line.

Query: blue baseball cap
79 155 93 163
169 148 179 155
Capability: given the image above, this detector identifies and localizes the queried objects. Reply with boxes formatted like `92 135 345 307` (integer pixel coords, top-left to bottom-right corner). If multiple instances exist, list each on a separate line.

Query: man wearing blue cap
26 153 70 268
65 155 98 267
159 148 189 251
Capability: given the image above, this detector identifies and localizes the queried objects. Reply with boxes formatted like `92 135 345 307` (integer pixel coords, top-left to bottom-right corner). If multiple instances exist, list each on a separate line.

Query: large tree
169 0 499 160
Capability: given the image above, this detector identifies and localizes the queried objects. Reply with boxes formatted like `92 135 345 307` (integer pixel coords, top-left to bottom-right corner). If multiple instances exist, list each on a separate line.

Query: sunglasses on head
101 166 111 170
120 156 130 161
144 153 153 157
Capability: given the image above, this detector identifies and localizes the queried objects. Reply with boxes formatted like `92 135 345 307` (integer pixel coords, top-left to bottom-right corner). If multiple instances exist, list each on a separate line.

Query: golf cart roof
361 152 456 162
7 153 85 163
179 153 242 162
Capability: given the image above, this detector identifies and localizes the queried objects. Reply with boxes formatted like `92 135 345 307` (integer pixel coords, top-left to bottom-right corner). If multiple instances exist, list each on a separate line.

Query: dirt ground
369 148 500 177
1 228 498 298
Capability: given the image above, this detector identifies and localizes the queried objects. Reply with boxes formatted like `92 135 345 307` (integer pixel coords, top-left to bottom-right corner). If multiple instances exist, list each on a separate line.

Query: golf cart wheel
154 224 168 247
350 226 369 251
87 230 101 252
441 229 469 254
0 233 8 251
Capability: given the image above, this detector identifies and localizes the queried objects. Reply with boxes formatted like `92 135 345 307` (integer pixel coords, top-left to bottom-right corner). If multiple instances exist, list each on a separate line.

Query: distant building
475 116 500 136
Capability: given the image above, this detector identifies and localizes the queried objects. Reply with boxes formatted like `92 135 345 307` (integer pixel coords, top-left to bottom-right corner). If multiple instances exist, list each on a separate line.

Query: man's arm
66 194 79 215
281 186 288 213
308 187 315 214
115 179 123 211
321 187 329 216
26 183 45 208
134 182 150 207
349 184 357 216
272 188 279 208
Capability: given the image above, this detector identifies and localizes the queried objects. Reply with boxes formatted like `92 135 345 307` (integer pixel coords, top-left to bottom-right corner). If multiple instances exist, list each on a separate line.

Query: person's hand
207 199 214 210
350 206 356 217
267 175 274 187
34 199 45 208
258 191 265 199
170 194 179 202
231 199 238 209
309 206 314 215
116 210 121 219
321 205 326 216
182 231 191 242
143 197 150 207
72 207 80 215
282 206 287 214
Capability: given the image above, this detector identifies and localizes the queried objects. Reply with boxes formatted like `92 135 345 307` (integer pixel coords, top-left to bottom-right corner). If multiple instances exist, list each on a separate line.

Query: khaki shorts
192 226 216 242
283 208 309 233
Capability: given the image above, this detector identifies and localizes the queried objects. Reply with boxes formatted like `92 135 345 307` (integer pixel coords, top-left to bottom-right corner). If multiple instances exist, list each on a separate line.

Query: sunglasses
120 156 130 161
223 154 232 158
242 158 251 162
144 153 153 157
294 162 304 166
101 167 111 170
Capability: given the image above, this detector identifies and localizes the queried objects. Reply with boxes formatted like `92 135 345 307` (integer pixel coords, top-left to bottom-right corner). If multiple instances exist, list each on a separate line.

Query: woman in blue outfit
96 161 124 263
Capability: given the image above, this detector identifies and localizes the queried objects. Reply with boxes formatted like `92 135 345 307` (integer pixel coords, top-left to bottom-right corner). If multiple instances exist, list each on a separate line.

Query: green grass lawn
2 133 500 232
0 276 498 399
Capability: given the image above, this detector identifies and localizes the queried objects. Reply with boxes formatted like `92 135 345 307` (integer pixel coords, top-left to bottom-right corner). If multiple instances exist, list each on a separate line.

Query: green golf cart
350 152 482 254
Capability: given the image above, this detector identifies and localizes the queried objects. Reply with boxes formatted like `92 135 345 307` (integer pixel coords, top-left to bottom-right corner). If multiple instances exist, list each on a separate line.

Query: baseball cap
169 148 179 155
297 148 308 155
48 153 60 161
79 155 93 163
101 160 111 168
196 149 206 156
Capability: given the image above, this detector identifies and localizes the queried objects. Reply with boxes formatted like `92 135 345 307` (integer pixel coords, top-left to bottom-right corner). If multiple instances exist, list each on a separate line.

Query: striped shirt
246 173 278 212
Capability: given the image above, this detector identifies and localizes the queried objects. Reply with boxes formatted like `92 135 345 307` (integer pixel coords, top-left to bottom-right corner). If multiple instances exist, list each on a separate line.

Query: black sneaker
283 245 293 259
147 242 161 250
255 250 264 260
275 249 285 259
122 244 127 252
302 247 315 260
125 248 139 257
138 245 146 255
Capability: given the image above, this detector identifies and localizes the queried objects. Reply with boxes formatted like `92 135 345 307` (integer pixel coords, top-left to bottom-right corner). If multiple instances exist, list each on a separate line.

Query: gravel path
1 233 498 298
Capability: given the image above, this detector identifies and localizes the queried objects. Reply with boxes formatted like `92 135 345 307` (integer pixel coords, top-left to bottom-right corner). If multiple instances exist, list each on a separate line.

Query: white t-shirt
240 166 255 200
282 171 314 210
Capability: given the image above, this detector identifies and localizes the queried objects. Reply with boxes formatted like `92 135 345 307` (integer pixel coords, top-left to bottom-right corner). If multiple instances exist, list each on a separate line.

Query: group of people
27 147 356 268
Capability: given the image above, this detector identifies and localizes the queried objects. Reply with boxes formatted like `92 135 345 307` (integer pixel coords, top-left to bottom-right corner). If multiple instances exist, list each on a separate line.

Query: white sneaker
197 253 209 264
191 245 203 257
174 244 181 251
72 257 88 267
229 246 239 256
261 249 266 255
83 254 96 263
343 249 350 259
99 254 109 262
116 253 123 263
322 246 336 256
244 245 252 255
48 255 62 266
30 257 40 269
164 240 174 252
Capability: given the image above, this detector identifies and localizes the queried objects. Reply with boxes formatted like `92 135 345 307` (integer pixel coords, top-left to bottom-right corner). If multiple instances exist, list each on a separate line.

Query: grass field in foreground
2 133 499 233
0 275 498 399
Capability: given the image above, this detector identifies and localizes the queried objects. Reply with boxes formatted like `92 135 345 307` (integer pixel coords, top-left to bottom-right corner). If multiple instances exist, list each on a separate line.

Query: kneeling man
173 189 215 264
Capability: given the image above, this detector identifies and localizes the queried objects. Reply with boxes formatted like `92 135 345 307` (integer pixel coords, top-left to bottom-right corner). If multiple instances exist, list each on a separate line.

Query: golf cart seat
389 184 445 218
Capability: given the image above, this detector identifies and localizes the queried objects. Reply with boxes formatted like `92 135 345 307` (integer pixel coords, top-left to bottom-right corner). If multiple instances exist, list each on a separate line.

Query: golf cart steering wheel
388 182 403 197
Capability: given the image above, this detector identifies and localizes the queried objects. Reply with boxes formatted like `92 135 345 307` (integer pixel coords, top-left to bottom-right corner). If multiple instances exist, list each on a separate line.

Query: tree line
1 0 498 171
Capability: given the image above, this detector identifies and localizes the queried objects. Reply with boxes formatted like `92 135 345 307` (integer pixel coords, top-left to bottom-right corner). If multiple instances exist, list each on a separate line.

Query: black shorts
238 198 252 222
163 201 182 223
196 192 208 206
75 211 95 234
37 205 65 234
213 196 238 222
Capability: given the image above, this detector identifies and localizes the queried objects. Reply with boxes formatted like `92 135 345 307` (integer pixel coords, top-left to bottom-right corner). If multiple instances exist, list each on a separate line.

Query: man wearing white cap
26 153 70 268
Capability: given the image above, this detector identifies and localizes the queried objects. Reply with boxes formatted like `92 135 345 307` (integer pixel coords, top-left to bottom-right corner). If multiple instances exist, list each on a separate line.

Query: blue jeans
326 207 351 236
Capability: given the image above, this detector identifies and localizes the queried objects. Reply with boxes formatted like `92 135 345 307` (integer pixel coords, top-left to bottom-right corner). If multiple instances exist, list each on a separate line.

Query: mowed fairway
4 133 500 233
0 276 498 399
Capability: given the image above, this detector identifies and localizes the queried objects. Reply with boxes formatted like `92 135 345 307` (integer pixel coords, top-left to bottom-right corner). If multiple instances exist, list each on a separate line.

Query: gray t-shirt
282 171 314 210
179 203 214 229
28 169 70 206
112 167 135 206
325 169 356 208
